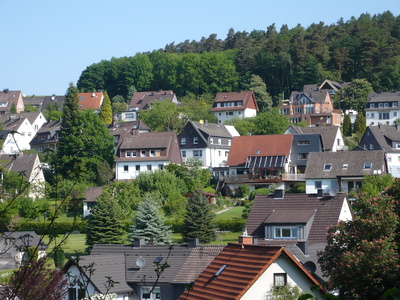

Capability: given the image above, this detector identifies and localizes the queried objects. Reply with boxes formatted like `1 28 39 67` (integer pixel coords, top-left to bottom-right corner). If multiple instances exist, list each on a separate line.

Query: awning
245 155 287 168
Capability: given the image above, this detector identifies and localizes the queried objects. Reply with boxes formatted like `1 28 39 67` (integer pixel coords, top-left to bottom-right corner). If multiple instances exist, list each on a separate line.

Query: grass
214 206 245 220
42 233 87 259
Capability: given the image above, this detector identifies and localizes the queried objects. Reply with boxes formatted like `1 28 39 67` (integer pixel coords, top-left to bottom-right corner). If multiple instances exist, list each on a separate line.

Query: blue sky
1 0 399 96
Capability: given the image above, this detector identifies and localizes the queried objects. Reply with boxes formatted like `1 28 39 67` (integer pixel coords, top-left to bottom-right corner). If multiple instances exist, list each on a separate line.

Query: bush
27 246 38 262
286 182 305 193
237 185 250 198
53 247 65 268
213 219 246 232
249 188 271 200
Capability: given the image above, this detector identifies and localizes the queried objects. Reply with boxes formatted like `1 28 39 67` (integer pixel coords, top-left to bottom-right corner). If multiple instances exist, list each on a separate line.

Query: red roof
211 91 259 112
78 92 103 110
178 243 324 300
226 135 293 166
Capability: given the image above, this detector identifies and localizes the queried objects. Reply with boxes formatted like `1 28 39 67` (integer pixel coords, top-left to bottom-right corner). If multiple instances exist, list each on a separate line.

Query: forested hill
77 11 400 101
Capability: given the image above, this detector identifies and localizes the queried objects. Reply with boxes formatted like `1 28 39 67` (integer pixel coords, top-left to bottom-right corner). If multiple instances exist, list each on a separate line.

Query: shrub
237 185 250 198
249 188 271 200
213 219 246 232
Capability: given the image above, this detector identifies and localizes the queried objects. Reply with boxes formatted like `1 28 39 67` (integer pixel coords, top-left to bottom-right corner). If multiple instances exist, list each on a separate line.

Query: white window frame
193 137 199 144
181 138 186 145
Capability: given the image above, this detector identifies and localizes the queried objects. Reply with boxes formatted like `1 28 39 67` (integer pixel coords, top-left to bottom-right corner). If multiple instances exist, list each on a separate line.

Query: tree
139 100 185 132
181 189 216 243
335 79 374 112
10 102 17 113
252 108 290 135
3 257 68 300
353 112 366 136
318 192 400 299
225 117 255 136
85 193 126 252
342 113 352 137
129 194 172 245
99 91 113 125
249 74 272 112
23 104 39 112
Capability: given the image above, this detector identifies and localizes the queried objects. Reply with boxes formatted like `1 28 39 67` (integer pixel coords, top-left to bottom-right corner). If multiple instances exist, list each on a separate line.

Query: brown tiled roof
177 243 323 300
0 90 22 112
129 90 177 111
211 91 259 112
78 92 103 110
226 135 293 166
246 193 347 244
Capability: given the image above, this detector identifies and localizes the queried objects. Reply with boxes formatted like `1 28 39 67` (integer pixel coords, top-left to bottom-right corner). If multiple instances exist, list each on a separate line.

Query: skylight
324 163 332 170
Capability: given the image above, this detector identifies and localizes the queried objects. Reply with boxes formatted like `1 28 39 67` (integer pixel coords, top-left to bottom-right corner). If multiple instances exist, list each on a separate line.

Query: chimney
238 227 253 244
297 241 308 256
188 238 199 248
133 238 146 248
3 89 9 94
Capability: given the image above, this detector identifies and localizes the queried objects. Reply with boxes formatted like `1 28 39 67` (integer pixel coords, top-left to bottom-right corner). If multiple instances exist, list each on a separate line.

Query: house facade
365 91 400 126
211 91 259 124
357 125 400 177
178 121 239 170
178 243 325 300
29 120 61 153
115 131 182 180
0 89 24 114
0 116 36 154
305 150 387 194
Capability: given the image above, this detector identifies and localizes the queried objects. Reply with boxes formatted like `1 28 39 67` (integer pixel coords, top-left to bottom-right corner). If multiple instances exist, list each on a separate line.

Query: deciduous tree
252 108 290 135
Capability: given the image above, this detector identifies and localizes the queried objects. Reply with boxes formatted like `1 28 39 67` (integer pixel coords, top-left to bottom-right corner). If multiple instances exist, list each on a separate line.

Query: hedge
15 221 88 235
213 219 246 232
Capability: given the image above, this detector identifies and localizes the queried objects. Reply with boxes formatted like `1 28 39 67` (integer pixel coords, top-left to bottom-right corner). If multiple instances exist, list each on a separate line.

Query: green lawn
214 206 244 220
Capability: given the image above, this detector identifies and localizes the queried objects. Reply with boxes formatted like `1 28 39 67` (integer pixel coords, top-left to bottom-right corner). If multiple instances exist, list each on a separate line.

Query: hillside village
0 75 399 300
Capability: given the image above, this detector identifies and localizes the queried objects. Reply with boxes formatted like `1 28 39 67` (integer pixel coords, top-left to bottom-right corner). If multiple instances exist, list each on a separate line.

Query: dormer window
384 103 389 107
393 102 398 107
150 150 155 157
324 163 332 170
141 150 146 157
379 103 383 108
274 226 297 239
193 137 199 144
370 103 375 108
364 163 372 169
181 138 186 145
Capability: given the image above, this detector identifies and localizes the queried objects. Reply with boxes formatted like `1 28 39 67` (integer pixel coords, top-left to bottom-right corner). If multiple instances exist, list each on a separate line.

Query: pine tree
342 113 352 137
99 91 113 125
182 189 216 243
353 112 366 136
86 193 126 252
129 194 172 245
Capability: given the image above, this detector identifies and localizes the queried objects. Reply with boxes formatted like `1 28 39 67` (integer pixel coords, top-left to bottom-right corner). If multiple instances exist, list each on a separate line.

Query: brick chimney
238 227 253 245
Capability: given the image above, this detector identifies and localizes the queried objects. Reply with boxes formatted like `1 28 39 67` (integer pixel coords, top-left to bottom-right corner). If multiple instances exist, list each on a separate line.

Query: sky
1 0 399 96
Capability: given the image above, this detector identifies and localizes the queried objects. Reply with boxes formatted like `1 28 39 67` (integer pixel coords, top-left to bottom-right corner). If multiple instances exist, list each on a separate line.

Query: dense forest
77 11 400 103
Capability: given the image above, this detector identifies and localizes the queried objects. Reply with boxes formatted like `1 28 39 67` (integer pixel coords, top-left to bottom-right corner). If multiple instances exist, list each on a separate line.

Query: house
289 133 323 174
211 91 259 124
0 89 24 114
365 91 400 126
220 134 299 193
0 153 46 199
63 240 224 300
178 120 239 171
83 187 103 217
285 125 346 152
29 119 61 153
305 150 387 194
78 92 104 111
178 242 326 300
0 115 36 154
115 131 182 180
357 125 400 177
109 120 151 150
0 231 47 270
128 90 179 119
5 112 47 132
245 192 352 284
23 94 65 112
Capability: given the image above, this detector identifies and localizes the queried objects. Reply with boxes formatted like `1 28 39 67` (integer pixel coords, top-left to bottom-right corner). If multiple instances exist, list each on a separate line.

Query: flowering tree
318 192 400 299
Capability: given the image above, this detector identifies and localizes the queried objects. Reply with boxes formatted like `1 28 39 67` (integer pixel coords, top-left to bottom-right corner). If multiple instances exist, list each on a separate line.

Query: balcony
220 172 305 183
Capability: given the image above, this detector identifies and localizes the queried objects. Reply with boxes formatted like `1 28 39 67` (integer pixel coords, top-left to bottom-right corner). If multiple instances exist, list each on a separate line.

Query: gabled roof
109 120 151 137
0 153 40 179
1 231 47 250
189 121 239 138
30 120 61 145
318 79 348 91
226 135 293 167
129 90 177 111
305 150 386 178
177 243 323 300
0 90 22 112
246 193 348 244
116 131 182 163
64 254 133 294
211 91 259 112
84 187 103 203
0 115 29 131
362 125 400 152
90 243 224 284
41 95 65 111
286 125 340 151
78 92 103 110
2 112 44 125
367 91 400 103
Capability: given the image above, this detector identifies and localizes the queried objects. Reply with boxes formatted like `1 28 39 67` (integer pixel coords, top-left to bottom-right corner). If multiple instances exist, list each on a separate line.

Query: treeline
77 11 400 101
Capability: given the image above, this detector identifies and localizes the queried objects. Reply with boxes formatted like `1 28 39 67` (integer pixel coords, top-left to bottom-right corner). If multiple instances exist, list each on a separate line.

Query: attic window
80 96 84 101
324 163 332 170
364 163 372 169
342 164 348 169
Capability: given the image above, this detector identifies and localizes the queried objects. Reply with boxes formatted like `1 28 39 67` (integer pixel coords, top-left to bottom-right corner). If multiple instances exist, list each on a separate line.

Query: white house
365 91 400 126
0 116 36 154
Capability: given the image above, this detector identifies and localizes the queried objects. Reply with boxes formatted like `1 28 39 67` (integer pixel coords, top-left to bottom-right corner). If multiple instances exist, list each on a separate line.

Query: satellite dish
199 119 204 125
136 256 146 268
303 261 317 274
329 188 338 197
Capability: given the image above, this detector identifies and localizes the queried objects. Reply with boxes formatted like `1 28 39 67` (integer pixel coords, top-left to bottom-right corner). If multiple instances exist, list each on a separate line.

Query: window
274 226 297 239
225 151 229 157
398 156 400 162
132 151 137 157
39 146 44 152
218 150 221 156
181 138 186 145
394 112 398 118
158 164 164 170
315 181 322 189
274 273 287 287
384 102 389 107
370 144 374 150
298 153 308 160
297 140 310 145
210 138 213 144
218 138 221 145
147 165 152 171
342 164 348 169
193 137 198 144
371 113 375 118
114 136 119 144
364 162 372 169
379 103 384 108
370 103 375 108
388 156 392 162
226 111 233 116
136 165 140 171
141 286 161 300
126 151 131 157
150 150 155 157
393 102 398 107
123 165 129 172
228 139 231 146
193 150 202 157
141 150 146 157
379 112 390 120
324 163 332 170
182 150 186 158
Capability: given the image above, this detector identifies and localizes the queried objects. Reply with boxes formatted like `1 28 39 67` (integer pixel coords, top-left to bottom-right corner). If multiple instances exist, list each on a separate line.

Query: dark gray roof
1 112 44 125
190 121 235 138
265 209 316 223
0 153 39 178
365 125 400 152
286 125 339 151
367 91 400 103
305 150 386 178
1 231 47 250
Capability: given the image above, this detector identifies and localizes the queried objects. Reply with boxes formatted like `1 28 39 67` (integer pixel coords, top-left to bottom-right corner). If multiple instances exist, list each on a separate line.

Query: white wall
1 119 36 154
115 160 169 180
366 109 400 126
305 179 338 194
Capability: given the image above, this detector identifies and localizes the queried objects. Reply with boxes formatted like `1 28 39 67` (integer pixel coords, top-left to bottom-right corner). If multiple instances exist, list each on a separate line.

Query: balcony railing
220 173 305 182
